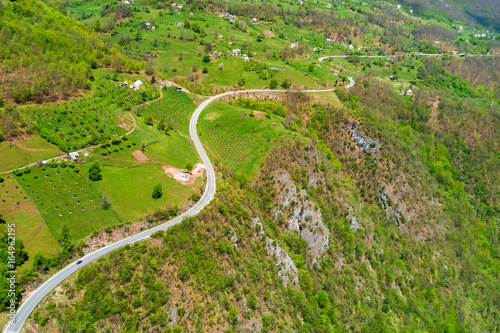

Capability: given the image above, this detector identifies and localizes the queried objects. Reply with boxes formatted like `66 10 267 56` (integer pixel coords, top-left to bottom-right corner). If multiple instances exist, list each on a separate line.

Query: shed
404 87 413 95
176 85 183 91
68 152 79 161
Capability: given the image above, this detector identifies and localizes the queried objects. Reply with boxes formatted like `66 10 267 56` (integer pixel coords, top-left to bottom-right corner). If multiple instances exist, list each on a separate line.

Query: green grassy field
135 87 197 135
15 163 122 241
0 174 60 269
0 141 61 172
198 101 292 174
83 163 201 222
90 116 199 170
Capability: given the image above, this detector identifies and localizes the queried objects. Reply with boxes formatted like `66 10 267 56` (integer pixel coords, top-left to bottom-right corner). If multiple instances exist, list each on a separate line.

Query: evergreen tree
88 162 102 181
152 184 163 199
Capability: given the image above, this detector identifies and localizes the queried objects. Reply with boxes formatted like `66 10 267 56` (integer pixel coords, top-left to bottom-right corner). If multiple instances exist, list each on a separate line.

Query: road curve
3 87 347 333
318 52 500 62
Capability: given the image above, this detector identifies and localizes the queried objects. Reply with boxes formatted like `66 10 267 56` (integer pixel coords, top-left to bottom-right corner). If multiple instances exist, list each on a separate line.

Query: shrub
152 184 163 199
88 162 102 181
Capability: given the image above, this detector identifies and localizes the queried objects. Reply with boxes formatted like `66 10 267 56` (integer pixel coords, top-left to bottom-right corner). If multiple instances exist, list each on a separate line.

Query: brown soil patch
162 163 205 185
118 122 131 131
261 30 275 37
428 98 440 125
253 111 266 119
144 53 159 59
330 62 350 72
238 21 248 28
132 150 149 162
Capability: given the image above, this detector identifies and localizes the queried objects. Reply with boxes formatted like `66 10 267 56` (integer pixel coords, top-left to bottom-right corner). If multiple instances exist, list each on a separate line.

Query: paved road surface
318 52 499 62
3 86 352 333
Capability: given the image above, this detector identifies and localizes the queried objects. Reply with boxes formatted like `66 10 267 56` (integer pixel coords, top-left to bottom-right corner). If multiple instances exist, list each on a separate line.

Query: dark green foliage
152 184 162 199
233 97 286 117
88 163 102 181
58 225 73 256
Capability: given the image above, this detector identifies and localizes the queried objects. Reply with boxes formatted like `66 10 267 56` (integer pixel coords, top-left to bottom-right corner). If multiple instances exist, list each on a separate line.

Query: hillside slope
0 0 143 103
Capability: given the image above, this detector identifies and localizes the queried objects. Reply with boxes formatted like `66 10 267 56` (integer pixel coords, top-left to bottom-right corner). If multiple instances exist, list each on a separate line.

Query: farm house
67 152 79 161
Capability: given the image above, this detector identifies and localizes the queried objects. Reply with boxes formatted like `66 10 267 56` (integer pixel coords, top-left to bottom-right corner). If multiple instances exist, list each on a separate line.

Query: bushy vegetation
0 0 145 103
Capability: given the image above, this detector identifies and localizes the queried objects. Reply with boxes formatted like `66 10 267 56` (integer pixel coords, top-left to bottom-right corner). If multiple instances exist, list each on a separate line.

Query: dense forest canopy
0 0 144 103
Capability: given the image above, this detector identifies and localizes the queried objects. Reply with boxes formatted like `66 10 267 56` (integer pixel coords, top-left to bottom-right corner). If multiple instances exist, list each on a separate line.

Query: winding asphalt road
3 86 349 333
318 52 500 62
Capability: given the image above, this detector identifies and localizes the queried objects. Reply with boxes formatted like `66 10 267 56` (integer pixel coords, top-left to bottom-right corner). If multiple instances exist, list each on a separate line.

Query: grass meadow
0 141 61 172
198 101 292 175
0 174 60 269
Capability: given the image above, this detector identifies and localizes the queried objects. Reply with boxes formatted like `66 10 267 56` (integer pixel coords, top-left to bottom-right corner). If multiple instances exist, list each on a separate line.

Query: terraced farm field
199 101 292 174
135 87 197 134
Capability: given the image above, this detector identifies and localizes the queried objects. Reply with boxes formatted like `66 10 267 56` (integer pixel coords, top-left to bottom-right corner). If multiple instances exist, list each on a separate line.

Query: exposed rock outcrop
252 217 299 288
272 170 329 264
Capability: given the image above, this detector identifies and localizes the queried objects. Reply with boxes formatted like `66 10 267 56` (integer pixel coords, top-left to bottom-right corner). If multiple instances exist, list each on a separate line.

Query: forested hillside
29 68 500 331
0 0 144 103
396 0 500 31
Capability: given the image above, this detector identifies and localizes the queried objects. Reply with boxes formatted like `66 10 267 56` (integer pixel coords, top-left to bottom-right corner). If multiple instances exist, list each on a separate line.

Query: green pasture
81 163 201 222
0 141 61 172
15 163 121 241
0 174 59 269
90 115 199 169
198 101 291 174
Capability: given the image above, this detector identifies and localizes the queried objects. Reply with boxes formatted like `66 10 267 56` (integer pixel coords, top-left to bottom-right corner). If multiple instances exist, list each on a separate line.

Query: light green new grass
198 101 292 175
18 137 62 151
0 175 59 269
84 163 202 222
0 142 61 172
130 118 199 169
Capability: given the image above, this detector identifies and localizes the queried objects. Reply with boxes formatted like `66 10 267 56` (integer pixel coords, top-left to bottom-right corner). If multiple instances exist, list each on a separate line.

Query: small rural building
68 152 79 161
435 39 439 43
405 87 413 96
129 80 143 90
172 2 176 6
357 45 363 50
218 35 223 40
176 85 183 91
326 3 331 8
232 49 241 56
243 55 249 61
333 69 339 75
290 43 296 49
178 4 183 9
251 18 257 23
124 0 129 4
349 44 354 50
389 76 396 80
